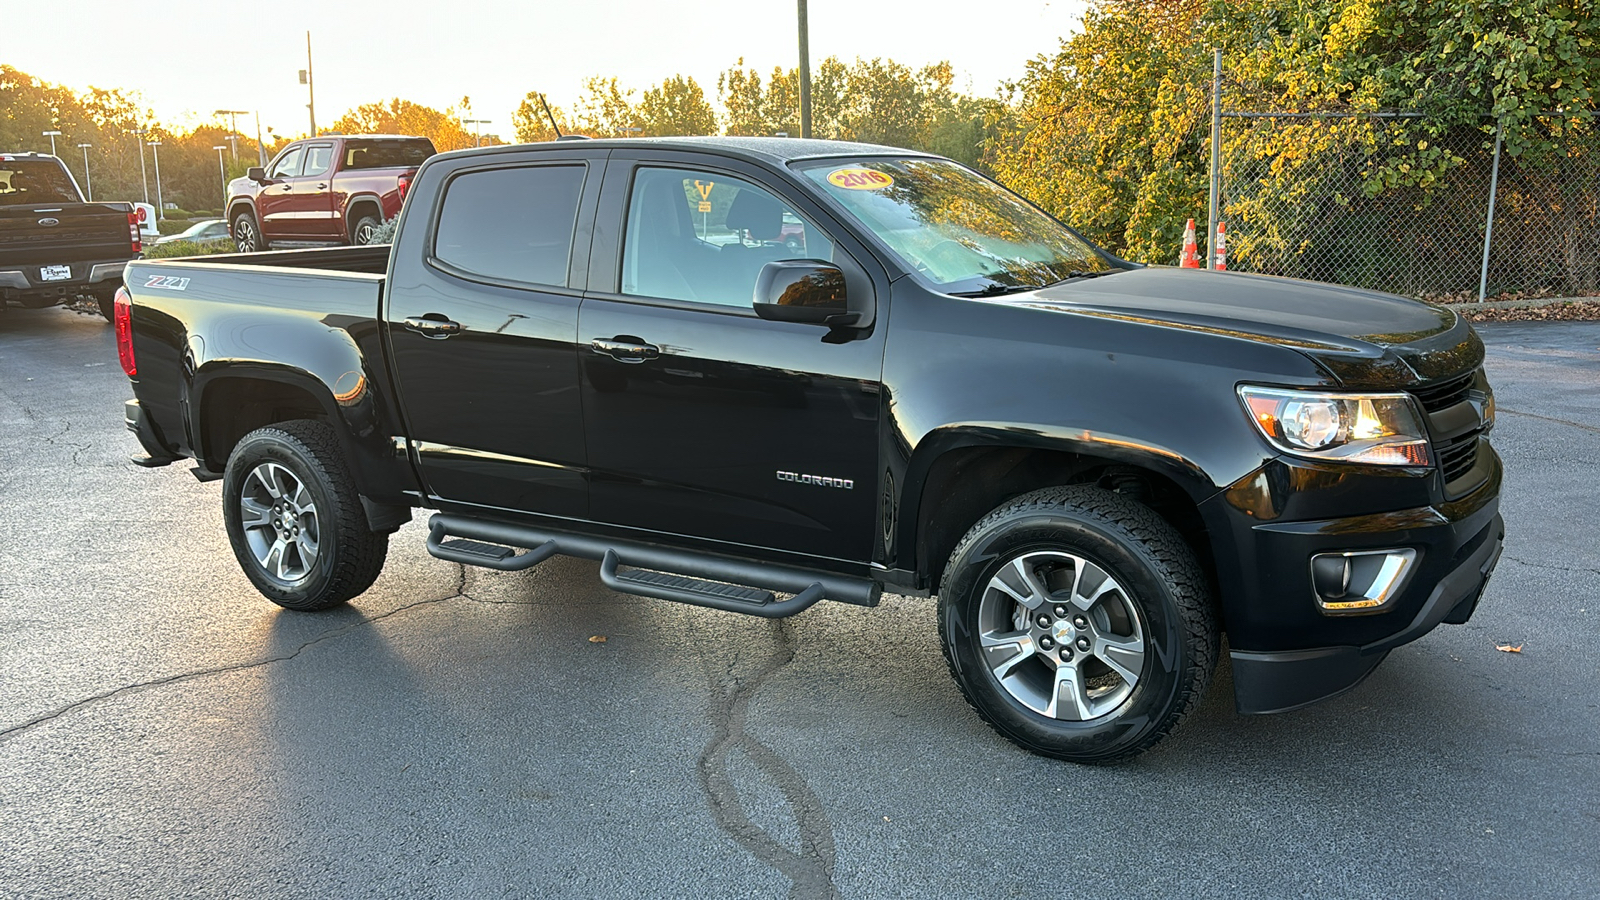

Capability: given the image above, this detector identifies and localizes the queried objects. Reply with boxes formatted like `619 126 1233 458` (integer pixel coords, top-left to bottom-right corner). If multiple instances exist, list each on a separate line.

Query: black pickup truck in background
115 137 1503 763
1 152 140 322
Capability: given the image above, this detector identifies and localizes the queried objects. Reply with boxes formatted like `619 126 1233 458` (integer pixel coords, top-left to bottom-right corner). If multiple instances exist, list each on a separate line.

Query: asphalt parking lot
1 306 1596 899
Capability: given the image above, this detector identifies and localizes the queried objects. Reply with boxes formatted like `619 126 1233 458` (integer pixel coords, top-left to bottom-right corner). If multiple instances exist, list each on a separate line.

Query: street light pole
214 109 250 160
43 130 62 156
462 119 491 148
130 130 150 205
797 0 812 139
213 146 229 209
149 140 164 220
304 32 317 136
255 112 268 166
77 143 93 200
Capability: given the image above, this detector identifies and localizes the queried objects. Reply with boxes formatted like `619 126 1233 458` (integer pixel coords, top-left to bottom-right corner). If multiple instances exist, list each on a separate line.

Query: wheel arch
898 426 1221 600
227 197 259 226
344 193 385 240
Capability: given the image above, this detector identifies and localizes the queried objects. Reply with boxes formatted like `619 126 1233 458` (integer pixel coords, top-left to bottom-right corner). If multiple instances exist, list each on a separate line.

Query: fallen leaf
588 635 608 643
1495 643 1523 653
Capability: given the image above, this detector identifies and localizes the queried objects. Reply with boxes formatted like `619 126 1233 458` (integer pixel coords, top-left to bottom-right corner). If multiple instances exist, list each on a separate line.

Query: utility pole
77 144 93 200
43 130 61 156
797 0 812 139
255 112 268 166
149 140 164 220
301 32 317 136
213 146 229 209
1206 48 1222 270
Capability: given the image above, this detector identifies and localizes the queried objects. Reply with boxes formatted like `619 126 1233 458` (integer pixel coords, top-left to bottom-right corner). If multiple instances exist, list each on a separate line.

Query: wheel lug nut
1039 637 1055 650
1035 614 1051 628
1059 647 1073 661
1073 615 1089 629
1076 637 1091 651
1052 605 1068 618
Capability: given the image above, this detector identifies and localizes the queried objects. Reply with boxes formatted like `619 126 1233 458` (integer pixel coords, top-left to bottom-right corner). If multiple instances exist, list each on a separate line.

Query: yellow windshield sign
827 168 894 190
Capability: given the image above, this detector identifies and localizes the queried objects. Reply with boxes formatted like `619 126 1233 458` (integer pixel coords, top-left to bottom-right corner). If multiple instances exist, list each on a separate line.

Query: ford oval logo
37 217 59 227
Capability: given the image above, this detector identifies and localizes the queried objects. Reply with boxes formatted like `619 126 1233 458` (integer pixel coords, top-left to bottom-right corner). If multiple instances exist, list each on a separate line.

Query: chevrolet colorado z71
2 153 140 321
118 138 1503 762
225 134 435 252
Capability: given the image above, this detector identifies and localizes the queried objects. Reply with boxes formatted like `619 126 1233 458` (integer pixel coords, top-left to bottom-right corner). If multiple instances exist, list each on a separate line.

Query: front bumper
1202 445 1504 714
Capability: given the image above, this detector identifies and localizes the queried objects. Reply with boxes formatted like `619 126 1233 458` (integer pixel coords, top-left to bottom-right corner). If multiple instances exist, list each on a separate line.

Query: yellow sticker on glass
827 168 894 190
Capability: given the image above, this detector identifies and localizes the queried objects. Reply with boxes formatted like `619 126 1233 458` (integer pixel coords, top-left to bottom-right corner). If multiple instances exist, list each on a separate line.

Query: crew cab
117 138 1503 762
2 153 140 321
224 134 434 252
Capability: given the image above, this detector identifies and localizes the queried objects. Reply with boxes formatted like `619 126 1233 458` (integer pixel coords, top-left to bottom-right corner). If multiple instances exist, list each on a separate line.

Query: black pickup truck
2 153 140 321
117 137 1503 762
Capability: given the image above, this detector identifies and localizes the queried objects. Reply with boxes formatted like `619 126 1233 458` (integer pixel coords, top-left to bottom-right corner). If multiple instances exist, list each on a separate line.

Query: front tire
938 486 1217 763
222 420 388 610
232 211 261 253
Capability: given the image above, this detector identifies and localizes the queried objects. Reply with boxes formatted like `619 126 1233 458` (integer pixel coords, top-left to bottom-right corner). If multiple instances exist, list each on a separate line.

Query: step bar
425 513 879 618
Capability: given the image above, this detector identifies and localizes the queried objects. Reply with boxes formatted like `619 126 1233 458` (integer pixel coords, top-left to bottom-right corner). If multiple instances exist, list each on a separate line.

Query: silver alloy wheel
234 216 258 252
978 550 1147 721
239 461 320 582
353 221 378 244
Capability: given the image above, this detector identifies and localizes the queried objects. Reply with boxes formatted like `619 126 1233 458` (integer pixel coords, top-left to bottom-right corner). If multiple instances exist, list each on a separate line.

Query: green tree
638 75 717 136
512 92 572 142
572 77 642 137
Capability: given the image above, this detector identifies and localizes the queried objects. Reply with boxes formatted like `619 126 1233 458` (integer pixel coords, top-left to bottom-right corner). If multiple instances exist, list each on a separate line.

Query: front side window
801 158 1109 294
433 165 585 287
269 146 304 179
621 167 834 309
301 144 335 178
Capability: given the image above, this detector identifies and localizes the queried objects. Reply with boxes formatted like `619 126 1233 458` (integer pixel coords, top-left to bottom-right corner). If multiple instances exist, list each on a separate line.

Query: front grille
1435 428 1482 483
1410 370 1475 413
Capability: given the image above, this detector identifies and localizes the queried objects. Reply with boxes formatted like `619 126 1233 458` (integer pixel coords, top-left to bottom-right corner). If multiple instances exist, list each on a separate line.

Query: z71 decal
144 275 191 291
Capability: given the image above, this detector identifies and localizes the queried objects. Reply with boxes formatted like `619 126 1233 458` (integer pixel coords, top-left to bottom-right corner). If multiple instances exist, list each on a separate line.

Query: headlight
1238 386 1432 466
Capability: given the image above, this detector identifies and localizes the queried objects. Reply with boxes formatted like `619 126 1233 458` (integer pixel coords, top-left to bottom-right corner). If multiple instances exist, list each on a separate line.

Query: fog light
1310 549 1418 614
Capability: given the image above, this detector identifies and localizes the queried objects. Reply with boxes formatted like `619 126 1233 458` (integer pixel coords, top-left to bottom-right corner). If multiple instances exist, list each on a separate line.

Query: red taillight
397 173 412 201
127 210 141 253
114 286 136 377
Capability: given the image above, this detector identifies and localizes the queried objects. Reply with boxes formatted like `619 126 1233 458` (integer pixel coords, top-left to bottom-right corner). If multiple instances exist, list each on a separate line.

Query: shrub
143 239 238 259
154 220 192 235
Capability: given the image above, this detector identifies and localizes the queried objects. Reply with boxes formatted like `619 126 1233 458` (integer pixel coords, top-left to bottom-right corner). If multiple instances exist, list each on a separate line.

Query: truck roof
437 136 939 166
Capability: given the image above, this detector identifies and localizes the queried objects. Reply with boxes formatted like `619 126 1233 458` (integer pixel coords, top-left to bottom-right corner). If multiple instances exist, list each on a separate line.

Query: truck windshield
342 139 436 169
801 158 1111 294
0 159 81 205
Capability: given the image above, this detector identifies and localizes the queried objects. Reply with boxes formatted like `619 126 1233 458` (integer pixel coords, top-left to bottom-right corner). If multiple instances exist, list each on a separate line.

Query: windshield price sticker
827 168 894 190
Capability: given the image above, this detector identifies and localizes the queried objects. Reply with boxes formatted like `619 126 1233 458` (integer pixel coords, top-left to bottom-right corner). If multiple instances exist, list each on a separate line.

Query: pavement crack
1498 407 1600 436
1502 554 1600 578
0 589 466 745
696 619 839 900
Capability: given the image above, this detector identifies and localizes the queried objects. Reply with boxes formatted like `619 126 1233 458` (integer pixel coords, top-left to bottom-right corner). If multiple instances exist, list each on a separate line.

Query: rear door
577 154 889 563
290 142 339 239
385 150 605 518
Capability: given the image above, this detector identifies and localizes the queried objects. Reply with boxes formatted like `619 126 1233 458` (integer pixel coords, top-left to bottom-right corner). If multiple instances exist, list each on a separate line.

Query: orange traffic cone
1214 221 1227 271
1179 219 1200 268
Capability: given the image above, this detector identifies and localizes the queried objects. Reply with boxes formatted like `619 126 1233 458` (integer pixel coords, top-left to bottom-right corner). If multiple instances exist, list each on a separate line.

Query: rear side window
433 165 586 287
0 159 81 204
301 144 335 177
345 139 435 169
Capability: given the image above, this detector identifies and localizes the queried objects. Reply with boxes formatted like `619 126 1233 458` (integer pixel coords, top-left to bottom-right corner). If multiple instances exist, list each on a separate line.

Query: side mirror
247 167 267 182
752 260 859 328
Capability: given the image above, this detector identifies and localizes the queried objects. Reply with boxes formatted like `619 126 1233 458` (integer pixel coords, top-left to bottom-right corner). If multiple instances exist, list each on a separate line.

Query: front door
579 160 887 563
386 155 602 518
255 144 304 244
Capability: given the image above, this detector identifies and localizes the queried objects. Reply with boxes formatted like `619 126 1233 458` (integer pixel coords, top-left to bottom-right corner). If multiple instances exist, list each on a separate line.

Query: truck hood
1010 267 1481 385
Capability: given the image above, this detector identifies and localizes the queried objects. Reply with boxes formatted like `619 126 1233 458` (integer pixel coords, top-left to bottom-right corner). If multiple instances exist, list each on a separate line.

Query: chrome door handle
317 183 328 189
590 338 660 363
404 316 463 338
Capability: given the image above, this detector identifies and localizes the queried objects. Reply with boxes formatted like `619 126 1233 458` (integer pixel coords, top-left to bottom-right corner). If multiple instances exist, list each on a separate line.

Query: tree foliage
511 93 573 143
638 76 717 137
328 98 498 152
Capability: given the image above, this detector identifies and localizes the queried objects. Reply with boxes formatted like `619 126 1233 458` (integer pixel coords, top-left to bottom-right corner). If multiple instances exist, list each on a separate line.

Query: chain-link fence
1217 113 1600 301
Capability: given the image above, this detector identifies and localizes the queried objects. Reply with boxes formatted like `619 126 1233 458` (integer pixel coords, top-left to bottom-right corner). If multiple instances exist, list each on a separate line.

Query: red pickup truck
226 135 435 252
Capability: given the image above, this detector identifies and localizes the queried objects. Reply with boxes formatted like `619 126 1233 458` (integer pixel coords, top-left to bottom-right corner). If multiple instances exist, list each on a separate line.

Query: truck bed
155 244 391 275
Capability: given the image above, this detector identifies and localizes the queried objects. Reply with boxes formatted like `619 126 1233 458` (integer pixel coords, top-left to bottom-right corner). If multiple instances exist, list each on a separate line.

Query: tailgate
0 202 133 267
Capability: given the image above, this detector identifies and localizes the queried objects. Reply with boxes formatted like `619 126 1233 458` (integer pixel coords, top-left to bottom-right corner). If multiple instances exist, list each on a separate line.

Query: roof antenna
538 93 563 138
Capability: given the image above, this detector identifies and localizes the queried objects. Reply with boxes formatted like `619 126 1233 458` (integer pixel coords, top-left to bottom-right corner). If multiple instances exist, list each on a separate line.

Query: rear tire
938 485 1217 763
222 420 388 610
232 211 261 253
96 291 115 323
351 214 383 245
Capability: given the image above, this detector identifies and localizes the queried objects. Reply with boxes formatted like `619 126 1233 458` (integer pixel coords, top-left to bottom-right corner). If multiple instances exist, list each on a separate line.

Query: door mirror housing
752 260 859 328
247 166 267 183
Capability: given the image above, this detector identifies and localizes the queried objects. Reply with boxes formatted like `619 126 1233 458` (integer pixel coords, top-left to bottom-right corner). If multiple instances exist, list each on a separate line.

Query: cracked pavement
2 307 1597 898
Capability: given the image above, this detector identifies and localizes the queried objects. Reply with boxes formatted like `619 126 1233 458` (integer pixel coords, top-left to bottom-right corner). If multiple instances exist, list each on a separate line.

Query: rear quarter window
432 165 586 288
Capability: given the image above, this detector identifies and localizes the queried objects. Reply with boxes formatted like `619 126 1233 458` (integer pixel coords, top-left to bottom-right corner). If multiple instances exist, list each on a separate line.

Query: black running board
425 513 878 617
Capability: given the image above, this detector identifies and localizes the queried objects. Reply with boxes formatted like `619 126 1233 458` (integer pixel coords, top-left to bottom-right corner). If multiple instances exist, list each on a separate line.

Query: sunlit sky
7 0 1087 140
